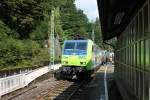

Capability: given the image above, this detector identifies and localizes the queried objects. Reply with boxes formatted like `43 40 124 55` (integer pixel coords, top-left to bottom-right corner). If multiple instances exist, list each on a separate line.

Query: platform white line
104 66 109 100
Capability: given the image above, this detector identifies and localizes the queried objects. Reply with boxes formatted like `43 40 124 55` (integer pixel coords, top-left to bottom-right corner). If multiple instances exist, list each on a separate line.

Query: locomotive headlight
83 62 86 65
80 62 86 65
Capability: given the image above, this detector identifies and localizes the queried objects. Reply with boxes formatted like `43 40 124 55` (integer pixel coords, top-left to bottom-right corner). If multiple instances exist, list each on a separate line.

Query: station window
133 44 136 66
135 16 139 41
144 4 149 36
127 48 129 65
149 0 150 33
129 25 132 44
131 39 134 66
132 20 136 42
130 46 132 66
129 46 131 65
128 26 130 45
127 27 130 45
139 11 143 38
131 22 134 42
140 41 145 69
125 48 127 64
145 39 150 71
135 44 137 67
136 43 141 68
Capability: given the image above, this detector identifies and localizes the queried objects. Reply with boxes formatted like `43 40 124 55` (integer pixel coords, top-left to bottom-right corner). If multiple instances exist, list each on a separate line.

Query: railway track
2 75 90 100
1 65 113 100
36 80 89 100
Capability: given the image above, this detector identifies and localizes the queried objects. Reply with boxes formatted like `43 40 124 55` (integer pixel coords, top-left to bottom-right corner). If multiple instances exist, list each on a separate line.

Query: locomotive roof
64 40 92 42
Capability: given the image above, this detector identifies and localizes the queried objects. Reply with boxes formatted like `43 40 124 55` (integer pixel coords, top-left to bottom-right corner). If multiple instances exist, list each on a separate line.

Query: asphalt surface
81 64 112 100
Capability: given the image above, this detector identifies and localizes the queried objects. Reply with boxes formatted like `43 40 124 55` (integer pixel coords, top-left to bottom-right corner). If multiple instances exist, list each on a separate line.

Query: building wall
115 0 150 100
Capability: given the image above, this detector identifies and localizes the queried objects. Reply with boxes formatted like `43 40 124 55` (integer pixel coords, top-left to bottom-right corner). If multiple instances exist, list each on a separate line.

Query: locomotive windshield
76 42 87 51
63 41 87 55
64 42 75 50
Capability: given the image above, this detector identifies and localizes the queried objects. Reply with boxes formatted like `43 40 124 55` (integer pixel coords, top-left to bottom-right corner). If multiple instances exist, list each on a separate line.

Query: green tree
0 0 94 70
0 0 51 38
60 0 89 39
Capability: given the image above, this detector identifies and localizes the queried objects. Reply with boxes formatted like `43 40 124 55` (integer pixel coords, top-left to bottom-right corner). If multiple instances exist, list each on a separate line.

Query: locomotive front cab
56 40 98 80
61 40 89 67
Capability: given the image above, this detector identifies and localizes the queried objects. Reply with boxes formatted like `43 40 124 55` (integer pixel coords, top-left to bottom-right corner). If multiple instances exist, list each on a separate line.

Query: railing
0 64 61 97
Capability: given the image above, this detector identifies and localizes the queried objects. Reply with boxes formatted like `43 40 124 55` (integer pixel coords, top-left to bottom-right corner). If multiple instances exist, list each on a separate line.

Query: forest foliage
0 0 103 70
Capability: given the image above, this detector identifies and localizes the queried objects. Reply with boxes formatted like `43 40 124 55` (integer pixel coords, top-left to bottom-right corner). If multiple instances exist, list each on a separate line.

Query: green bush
0 38 30 66
30 18 49 46
31 49 49 66
0 19 57 71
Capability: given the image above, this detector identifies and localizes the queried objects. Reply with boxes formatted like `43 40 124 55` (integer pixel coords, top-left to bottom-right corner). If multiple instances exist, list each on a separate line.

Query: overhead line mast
92 29 95 42
51 9 55 65
92 20 95 42
48 8 55 70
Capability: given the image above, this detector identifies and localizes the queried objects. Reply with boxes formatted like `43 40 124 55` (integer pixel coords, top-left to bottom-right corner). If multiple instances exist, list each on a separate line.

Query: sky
75 0 99 21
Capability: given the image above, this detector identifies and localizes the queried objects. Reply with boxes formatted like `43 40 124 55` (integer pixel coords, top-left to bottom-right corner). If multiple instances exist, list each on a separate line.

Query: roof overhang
97 0 146 40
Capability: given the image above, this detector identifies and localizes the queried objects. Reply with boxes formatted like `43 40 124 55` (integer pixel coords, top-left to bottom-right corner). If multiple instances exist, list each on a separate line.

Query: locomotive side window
92 45 94 52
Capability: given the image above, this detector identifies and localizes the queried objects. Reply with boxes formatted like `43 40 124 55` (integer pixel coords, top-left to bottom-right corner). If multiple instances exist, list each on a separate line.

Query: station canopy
97 0 145 40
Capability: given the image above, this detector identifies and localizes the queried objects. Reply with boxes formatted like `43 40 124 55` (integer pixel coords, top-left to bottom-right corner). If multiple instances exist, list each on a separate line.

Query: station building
97 0 150 99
